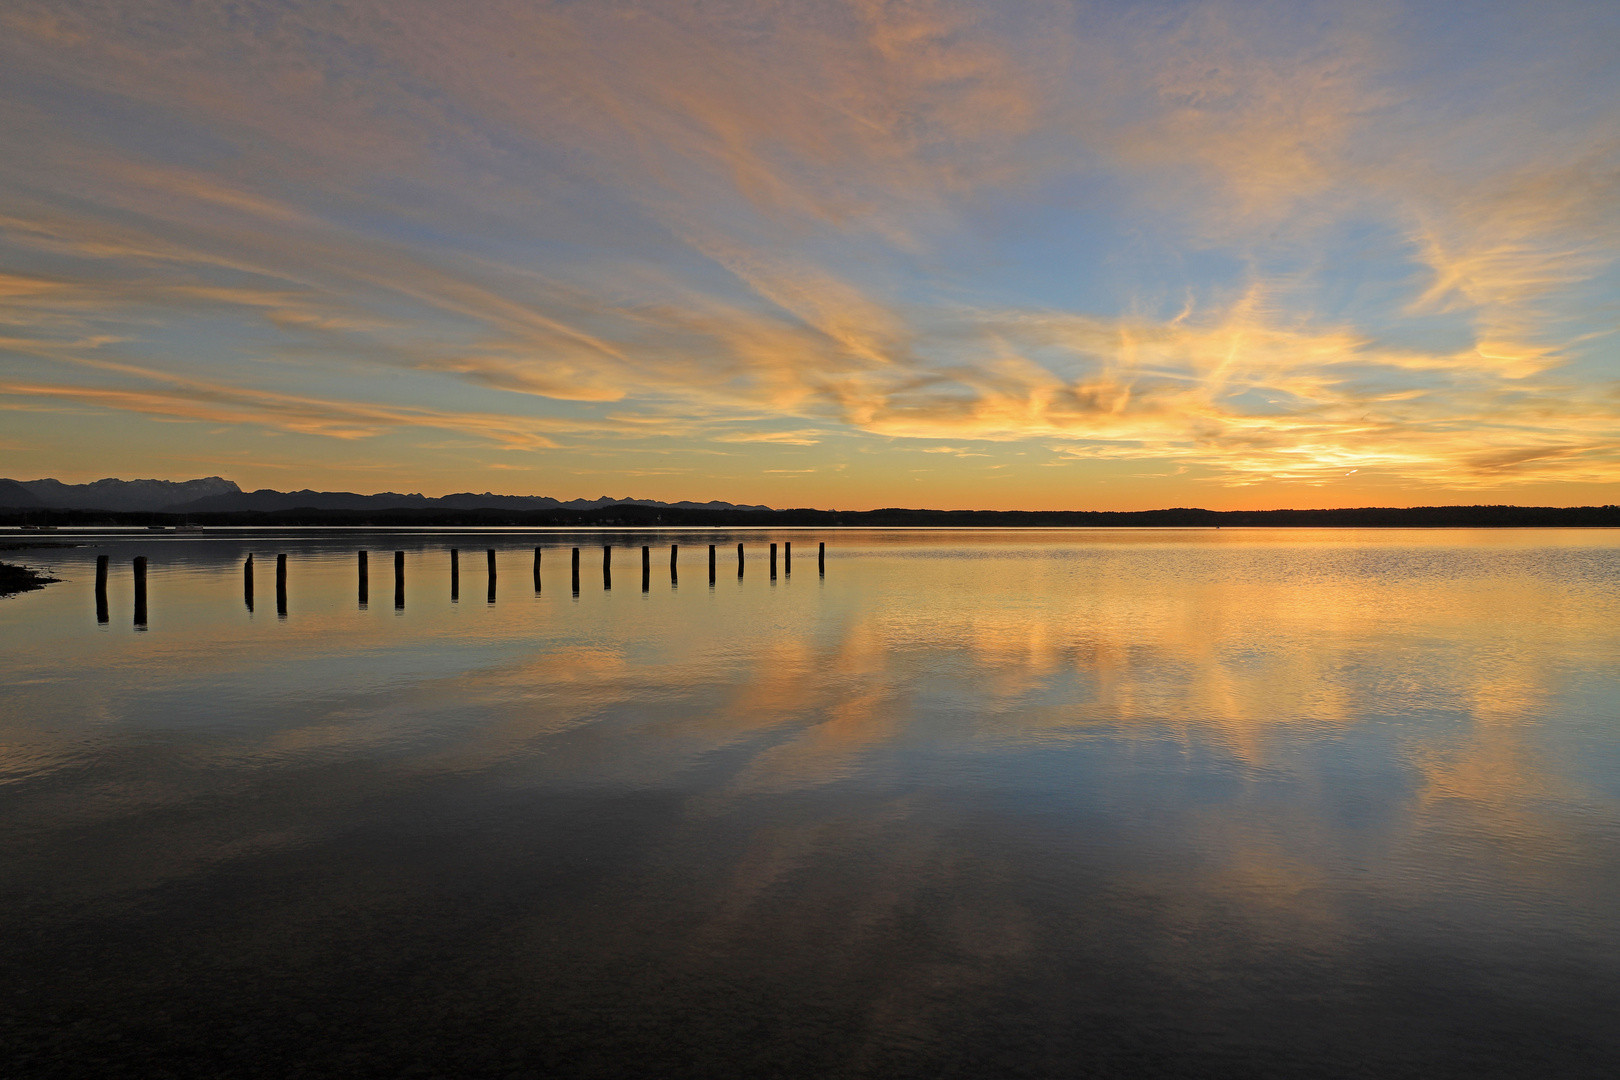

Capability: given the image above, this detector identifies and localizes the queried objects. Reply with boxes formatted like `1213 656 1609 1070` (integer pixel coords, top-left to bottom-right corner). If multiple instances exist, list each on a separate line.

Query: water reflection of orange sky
3 530 1618 932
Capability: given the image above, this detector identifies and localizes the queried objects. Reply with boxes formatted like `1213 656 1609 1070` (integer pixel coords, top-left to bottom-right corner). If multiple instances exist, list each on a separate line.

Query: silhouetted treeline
4 504 1618 528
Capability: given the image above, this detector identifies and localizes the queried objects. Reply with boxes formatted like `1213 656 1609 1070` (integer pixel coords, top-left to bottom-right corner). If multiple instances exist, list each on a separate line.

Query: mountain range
0 477 773 514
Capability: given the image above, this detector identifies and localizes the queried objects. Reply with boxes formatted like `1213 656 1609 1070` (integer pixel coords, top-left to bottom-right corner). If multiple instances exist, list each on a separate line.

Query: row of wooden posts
95 542 826 624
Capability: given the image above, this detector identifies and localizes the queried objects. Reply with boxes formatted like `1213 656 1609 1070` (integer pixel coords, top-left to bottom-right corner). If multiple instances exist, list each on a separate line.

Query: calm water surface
3 528 1619 1078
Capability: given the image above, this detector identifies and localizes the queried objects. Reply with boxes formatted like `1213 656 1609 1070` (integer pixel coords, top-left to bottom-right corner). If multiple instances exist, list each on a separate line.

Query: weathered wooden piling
670 544 678 586
275 553 287 617
358 550 369 605
737 541 744 578
243 553 253 612
485 549 496 604
819 541 825 576
394 551 404 609
642 545 650 592
533 547 542 593
133 555 148 626
450 548 459 601
572 547 580 594
785 542 791 575
708 544 716 585
603 545 612 590
96 554 110 623
770 542 777 580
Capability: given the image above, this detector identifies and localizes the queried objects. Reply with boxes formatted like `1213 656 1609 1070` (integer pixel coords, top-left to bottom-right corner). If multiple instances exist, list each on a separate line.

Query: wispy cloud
0 357 575 449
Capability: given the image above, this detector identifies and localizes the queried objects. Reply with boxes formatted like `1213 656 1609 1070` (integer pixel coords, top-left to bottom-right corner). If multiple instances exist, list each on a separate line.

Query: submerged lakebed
3 527 1620 1078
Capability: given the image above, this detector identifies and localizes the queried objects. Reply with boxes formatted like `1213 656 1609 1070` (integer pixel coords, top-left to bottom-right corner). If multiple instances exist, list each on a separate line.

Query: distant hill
172 489 774 514
5 476 241 511
3 478 1617 528
0 477 774 514
0 479 41 507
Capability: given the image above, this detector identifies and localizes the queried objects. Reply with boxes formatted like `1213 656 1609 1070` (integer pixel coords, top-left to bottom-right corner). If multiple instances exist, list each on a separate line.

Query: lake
3 528 1619 1078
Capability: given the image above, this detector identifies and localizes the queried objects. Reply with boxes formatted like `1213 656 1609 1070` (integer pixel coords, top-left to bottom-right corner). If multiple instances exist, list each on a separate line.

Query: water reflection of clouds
3 533 1618 935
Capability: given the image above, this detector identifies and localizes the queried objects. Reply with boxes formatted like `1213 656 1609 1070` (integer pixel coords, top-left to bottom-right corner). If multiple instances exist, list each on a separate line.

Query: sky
1 0 1617 511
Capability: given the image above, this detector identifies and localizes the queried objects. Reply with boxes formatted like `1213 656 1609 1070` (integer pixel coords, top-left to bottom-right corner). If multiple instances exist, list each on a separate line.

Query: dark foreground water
3 528 1619 1079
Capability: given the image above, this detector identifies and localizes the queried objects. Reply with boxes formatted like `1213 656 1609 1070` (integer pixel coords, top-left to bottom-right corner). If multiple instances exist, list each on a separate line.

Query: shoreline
4 504 1618 530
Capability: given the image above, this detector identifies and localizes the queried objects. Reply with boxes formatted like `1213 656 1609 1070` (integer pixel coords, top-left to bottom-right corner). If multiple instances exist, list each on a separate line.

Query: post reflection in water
95 554 110 624
131 555 146 628
3 530 1620 1079
274 552 286 618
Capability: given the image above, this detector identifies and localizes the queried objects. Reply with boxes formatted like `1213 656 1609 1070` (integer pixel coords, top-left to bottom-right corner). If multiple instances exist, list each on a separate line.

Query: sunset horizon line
5 473 1618 518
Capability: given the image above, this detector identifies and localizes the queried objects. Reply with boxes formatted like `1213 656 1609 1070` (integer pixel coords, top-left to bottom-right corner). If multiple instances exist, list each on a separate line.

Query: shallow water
3 528 1620 1079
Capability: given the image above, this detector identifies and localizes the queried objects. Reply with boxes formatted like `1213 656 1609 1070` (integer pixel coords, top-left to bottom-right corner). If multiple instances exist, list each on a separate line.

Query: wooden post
394 551 404 609
533 547 542 593
242 553 253 613
708 544 716 585
603 545 612 590
785 541 791 575
670 544 678 586
737 541 744 578
96 554 109 623
641 545 650 592
133 555 148 627
770 542 777 580
487 548 497 605
358 550 369 606
450 548 459 602
275 553 287 617
572 547 580 594
819 541 825 576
